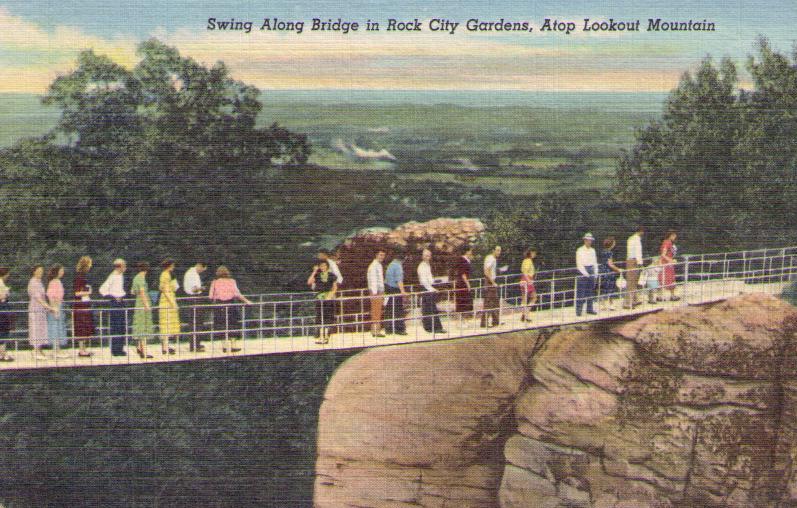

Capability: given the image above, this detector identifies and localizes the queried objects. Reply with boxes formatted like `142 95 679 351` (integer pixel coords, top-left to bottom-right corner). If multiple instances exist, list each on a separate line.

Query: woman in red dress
453 246 474 316
659 230 679 301
72 256 95 357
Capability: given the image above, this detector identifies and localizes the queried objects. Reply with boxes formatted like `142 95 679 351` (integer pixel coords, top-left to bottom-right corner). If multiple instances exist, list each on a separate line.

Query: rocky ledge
314 294 797 507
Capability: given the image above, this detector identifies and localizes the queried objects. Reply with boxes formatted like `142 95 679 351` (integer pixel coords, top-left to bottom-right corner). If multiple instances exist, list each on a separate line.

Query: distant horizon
0 88 670 113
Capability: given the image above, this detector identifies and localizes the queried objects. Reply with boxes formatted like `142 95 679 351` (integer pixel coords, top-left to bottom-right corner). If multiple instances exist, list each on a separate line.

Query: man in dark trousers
481 245 502 328
384 248 407 335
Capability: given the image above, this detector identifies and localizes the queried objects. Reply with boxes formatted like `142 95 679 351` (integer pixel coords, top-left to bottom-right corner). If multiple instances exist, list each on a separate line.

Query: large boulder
335 217 485 289
314 294 797 507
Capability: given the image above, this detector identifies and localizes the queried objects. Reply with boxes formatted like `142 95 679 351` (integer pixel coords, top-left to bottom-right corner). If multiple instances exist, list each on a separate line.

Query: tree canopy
616 38 797 245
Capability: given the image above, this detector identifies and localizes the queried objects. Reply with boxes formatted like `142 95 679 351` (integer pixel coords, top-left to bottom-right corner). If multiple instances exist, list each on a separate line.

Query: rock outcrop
314 294 797 507
335 218 485 289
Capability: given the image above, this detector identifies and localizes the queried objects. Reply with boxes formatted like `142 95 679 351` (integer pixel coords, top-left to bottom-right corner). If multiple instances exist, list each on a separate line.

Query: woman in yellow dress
158 259 179 354
519 248 538 323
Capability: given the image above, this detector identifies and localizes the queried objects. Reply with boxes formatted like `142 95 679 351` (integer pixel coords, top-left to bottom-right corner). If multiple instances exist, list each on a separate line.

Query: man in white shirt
99 258 128 356
481 245 502 328
317 249 343 286
367 250 386 337
624 225 645 308
183 263 207 296
417 248 445 334
183 262 208 352
575 233 599 316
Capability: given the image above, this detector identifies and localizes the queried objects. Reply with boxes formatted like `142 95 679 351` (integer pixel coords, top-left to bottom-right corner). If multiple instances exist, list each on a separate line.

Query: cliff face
314 294 797 507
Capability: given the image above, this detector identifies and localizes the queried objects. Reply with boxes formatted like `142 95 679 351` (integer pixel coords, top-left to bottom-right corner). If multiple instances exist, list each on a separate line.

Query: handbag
149 290 160 306
616 275 627 290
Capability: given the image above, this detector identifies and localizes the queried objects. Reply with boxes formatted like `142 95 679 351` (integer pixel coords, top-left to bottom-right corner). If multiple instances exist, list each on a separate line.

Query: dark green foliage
0 351 354 507
616 38 797 247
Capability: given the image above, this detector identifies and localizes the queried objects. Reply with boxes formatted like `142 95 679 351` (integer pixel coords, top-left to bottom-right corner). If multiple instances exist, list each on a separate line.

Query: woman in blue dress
597 237 622 311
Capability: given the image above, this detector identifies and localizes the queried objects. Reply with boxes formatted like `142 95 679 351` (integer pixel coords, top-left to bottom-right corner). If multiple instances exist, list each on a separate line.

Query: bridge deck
1 278 788 371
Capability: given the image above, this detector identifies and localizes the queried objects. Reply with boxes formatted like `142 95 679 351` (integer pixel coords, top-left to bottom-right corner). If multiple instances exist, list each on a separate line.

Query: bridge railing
0 246 794 368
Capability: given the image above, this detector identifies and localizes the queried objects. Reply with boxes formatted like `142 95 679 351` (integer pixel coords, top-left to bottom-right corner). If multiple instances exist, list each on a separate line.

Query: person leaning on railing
208 266 252 352
308 260 339 344
0 267 15 362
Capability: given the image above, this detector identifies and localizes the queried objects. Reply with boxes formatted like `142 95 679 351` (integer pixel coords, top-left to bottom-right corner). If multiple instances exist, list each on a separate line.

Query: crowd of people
0 227 680 360
307 226 679 343
0 257 251 362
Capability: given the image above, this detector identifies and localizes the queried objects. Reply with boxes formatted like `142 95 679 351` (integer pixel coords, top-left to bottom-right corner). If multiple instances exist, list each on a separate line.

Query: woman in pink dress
209 266 252 353
659 230 679 301
28 265 54 360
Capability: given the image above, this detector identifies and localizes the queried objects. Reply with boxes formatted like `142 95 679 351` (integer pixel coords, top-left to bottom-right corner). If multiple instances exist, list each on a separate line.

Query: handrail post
241 303 246 354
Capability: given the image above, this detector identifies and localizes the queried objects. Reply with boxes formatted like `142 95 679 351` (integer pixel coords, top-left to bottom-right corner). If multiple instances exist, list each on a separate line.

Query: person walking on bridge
418 249 445 334
72 256 95 358
99 259 128 357
317 249 343 286
308 260 339 344
624 225 645 309
183 262 208 352
480 246 502 328
45 264 69 356
659 230 680 301
520 248 538 322
0 267 15 362
575 233 598 316
453 246 474 316
29 265 54 361
385 249 407 335
367 250 386 338
131 262 154 359
158 260 180 355
209 266 253 352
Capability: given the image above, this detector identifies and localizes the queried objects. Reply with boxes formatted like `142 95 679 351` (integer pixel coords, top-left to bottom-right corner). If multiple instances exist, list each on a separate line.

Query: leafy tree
617 40 797 246
42 39 310 170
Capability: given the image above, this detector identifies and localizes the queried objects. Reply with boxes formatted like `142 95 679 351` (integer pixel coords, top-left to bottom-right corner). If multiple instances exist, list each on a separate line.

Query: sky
1 0 796 93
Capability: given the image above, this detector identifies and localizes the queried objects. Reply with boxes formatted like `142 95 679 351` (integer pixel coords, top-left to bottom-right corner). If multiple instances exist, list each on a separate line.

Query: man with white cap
99 258 128 356
575 233 598 316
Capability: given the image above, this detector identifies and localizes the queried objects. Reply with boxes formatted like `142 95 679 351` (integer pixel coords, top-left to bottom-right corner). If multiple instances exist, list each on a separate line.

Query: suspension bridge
0 246 794 370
